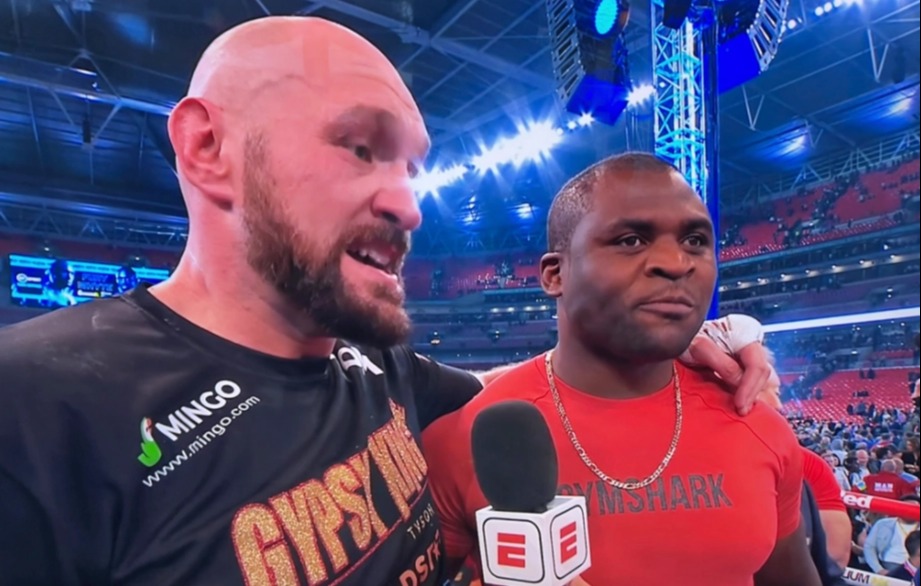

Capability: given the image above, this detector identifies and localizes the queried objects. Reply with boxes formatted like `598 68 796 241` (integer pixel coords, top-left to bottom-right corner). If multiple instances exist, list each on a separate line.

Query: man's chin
334 294 411 347
628 333 699 363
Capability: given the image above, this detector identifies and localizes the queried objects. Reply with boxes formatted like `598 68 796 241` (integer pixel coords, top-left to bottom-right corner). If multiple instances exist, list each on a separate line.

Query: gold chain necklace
543 350 683 490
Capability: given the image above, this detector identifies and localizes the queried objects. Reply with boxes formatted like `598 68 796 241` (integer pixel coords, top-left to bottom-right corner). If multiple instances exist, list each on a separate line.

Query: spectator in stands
864 495 921 575
904 437 920 477
854 449 873 484
895 457 921 486
864 460 920 499
822 451 852 492
850 511 881 571
886 529 919 582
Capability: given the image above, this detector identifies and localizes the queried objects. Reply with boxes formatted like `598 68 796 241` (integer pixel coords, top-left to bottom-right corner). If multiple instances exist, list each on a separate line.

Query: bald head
186 16 411 114
169 15 427 208
164 15 428 349
881 459 897 473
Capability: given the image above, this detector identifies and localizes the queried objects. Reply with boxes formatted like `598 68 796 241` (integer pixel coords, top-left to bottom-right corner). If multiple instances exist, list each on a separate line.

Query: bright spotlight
412 165 467 196
814 5 824 15
627 84 655 106
471 121 564 173
577 113 595 127
786 18 798 29
823 1 832 10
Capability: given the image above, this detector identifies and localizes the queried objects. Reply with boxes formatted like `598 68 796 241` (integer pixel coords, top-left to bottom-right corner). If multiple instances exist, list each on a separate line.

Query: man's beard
241 134 412 348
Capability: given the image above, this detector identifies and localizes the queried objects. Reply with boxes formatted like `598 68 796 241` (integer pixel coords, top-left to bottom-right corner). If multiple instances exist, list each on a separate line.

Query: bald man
0 16 772 586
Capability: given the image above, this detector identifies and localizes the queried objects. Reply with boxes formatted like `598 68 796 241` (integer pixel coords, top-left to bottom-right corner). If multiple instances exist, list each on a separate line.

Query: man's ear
540 252 563 298
167 97 235 208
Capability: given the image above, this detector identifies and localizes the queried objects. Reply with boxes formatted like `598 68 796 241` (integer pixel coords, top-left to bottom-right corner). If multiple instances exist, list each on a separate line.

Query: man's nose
372 168 423 231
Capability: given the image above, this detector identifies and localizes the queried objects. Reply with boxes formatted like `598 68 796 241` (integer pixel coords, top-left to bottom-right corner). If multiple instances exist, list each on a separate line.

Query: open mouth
346 241 403 277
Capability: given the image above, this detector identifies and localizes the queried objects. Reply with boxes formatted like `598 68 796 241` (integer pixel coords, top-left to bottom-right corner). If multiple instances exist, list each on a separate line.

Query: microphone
471 400 591 586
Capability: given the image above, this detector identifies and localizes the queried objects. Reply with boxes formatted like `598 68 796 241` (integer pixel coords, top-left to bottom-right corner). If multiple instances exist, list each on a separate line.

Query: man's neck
551 337 674 399
149 258 336 359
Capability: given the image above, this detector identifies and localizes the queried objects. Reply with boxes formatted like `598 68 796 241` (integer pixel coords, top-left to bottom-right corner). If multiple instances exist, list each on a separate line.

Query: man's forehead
303 40 425 127
588 197 712 226
300 35 416 104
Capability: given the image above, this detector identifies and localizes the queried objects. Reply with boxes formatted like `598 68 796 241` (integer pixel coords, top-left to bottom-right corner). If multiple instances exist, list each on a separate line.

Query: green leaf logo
137 417 162 467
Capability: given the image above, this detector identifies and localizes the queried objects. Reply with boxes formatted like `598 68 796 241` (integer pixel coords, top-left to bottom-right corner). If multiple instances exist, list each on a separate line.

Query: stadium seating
782 367 918 423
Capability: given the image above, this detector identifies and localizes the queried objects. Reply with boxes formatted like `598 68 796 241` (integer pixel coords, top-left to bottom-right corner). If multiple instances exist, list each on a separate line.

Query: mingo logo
138 418 162 467
136 379 246 468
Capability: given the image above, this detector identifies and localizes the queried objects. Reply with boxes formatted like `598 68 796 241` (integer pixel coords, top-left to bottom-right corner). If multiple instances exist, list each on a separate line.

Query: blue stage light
594 0 620 35
547 0 633 125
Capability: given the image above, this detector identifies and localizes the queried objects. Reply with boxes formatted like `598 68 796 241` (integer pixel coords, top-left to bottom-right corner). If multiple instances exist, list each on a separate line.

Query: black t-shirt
0 286 482 586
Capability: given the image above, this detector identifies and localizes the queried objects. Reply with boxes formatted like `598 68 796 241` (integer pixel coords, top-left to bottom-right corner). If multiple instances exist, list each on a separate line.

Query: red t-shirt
863 471 920 499
801 448 847 512
423 356 804 586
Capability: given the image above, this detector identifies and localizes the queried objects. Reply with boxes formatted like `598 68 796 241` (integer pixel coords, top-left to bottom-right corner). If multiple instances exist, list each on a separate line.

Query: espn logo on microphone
477 496 591 586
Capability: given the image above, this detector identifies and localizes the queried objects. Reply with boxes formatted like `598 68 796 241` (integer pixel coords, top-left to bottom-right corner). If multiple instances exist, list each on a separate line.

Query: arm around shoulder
402 348 483 428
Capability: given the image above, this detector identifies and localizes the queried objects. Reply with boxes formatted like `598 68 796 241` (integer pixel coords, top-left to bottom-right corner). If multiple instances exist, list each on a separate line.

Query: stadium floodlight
412 165 467 197
593 0 629 34
547 0 633 125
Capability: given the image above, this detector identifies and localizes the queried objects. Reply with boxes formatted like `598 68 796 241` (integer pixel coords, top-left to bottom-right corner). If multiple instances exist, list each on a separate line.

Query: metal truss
304 0 551 90
652 16 710 200
0 197 188 250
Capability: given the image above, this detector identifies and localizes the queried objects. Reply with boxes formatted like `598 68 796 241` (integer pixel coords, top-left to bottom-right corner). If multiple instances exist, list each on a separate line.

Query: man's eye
616 235 644 247
353 145 373 162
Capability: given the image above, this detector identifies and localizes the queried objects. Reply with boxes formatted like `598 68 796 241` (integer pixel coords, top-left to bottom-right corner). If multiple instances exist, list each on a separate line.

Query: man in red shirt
424 153 820 586
864 459 921 499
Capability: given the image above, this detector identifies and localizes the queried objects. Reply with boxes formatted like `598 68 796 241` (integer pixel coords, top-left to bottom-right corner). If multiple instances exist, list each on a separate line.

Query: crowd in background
791 396 920 577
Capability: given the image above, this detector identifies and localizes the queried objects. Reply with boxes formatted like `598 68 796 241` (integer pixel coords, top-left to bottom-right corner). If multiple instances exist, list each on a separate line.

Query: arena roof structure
0 0 917 252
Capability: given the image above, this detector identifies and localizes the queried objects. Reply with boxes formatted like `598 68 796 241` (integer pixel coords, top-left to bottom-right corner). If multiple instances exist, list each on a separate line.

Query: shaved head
547 152 680 253
186 17 413 116
165 16 428 349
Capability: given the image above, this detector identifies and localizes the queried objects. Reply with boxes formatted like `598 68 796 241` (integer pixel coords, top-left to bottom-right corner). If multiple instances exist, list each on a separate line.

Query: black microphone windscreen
471 400 558 512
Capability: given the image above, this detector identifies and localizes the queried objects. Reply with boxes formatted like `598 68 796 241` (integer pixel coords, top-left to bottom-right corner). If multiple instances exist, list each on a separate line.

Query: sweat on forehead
546 152 681 252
